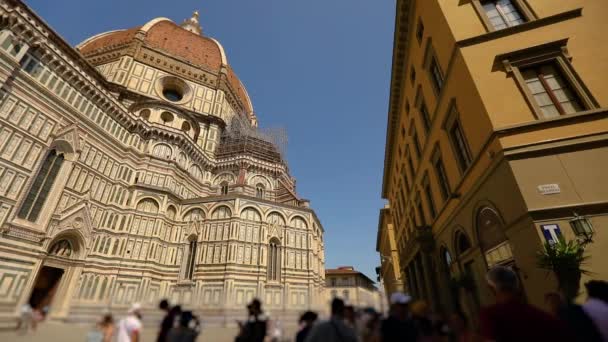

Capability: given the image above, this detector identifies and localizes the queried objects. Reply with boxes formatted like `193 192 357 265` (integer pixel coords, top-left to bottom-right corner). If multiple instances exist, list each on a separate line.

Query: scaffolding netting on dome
216 113 288 165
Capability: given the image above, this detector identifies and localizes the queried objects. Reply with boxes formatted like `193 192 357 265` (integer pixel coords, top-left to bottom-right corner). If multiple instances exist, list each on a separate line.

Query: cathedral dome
77 12 254 116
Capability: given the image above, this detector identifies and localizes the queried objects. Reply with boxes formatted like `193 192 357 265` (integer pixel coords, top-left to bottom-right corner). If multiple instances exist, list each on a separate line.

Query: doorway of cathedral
28 266 64 311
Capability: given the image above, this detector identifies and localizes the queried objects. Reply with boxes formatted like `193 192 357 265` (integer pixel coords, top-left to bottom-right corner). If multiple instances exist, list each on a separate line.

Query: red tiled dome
77 17 253 114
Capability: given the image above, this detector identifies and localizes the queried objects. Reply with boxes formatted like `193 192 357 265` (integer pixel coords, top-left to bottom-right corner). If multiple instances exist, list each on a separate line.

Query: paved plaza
0 321 236 342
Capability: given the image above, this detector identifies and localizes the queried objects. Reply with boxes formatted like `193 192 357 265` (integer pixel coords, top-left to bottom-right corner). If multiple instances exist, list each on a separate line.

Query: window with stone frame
470 0 537 32
420 99 432 133
416 18 424 44
415 194 426 227
432 145 451 202
423 41 445 97
17 149 64 222
422 172 437 219
220 182 229 195
184 238 197 280
443 102 473 174
500 40 597 120
481 0 527 30
411 122 422 159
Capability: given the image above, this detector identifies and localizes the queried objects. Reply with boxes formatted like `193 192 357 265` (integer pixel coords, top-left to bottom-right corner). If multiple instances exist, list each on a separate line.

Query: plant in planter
536 237 590 302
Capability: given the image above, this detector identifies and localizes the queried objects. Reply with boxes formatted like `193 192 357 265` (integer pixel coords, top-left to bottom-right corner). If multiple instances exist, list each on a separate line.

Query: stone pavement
0 321 237 342
0 320 299 342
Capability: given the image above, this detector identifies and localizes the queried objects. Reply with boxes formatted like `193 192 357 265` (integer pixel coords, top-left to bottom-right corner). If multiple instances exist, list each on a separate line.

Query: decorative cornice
381 0 414 198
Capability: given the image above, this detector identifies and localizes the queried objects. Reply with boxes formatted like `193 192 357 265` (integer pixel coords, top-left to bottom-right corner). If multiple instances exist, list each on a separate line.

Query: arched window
267 212 286 226
211 206 231 220
160 111 174 125
240 208 261 222
166 206 177 220
456 231 472 256
220 182 229 195
256 184 265 199
49 239 73 257
268 238 281 282
476 207 507 251
181 121 191 132
136 198 159 214
152 143 172 159
189 165 203 181
440 246 453 269
139 109 151 120
177 152 187 169
18 149 65 221
290 217 308 230
184 237 197 280
183 208 205 222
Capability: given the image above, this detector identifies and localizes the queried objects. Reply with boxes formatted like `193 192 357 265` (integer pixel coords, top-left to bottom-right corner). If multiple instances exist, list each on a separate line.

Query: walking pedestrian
117 303 143 342
296 311 318 342
582 280 608 341
167 311 200 342
16 303 33 334
304 298 358 342
479 266 574 342
87 313 115 342
157 299 177 342
380 293 417 342
447 312 474 342
235 299 267 342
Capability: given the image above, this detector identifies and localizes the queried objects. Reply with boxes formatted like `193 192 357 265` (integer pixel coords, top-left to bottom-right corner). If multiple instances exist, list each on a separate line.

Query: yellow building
376 204 404 296
325 267 385 313
380 0 608 319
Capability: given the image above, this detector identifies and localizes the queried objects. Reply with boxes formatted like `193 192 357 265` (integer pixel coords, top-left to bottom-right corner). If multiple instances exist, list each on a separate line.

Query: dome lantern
181 10 203 35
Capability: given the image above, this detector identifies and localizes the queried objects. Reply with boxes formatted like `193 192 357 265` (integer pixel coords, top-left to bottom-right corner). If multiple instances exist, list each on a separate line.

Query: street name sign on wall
537 184 561 195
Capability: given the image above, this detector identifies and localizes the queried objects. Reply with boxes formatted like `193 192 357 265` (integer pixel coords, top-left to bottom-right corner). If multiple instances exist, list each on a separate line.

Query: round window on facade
163 88 183 102
182 121 191 132
156 76 192 104
140 109 151 120
160 111 174 124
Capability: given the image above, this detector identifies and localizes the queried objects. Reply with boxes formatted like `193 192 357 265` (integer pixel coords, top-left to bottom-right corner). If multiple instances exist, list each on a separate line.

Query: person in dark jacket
167 311 200 342
296 311 318 342
235 299 267 342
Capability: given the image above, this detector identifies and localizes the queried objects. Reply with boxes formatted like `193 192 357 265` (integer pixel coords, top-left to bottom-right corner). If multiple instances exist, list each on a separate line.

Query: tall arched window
152 143 172 159
220 182 229 195
240 208 262 222
18 149 64 221
136 198 159 214
184 237 197 280
189 165 203 181
256 184 265 199
290 217 308 230
184 208 205 222
49 239 73 258
177 152 187 169
267 212 286 226
456 231 472 256
268 238 281 282
166 205 177 220
211 206 231 220
476 207 507 251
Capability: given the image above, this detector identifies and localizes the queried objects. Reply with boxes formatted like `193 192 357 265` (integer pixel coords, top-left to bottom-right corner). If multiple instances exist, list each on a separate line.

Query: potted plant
536 237 589 302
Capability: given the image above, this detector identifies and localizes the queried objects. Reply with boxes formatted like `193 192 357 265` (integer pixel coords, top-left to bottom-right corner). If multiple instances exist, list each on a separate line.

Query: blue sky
26 0 395 280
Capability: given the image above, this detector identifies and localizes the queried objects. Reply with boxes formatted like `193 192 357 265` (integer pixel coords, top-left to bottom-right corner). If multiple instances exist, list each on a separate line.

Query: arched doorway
27 238 78 317
476 206 513 268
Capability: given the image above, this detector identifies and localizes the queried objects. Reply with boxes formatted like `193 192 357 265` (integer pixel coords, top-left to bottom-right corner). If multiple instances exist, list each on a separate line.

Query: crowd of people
19 264 605 341
234 265 608 342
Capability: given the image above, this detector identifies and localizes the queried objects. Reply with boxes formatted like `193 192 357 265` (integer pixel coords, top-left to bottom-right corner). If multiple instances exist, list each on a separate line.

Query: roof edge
381 0 414 198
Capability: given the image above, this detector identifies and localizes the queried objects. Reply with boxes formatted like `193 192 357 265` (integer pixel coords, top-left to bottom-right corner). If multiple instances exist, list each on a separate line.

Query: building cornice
381 0 415 198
